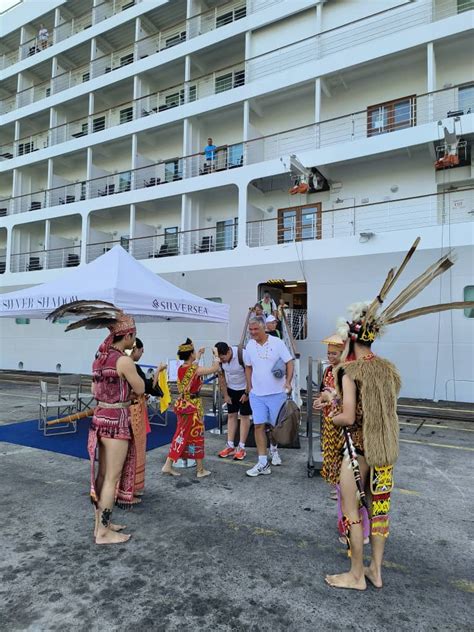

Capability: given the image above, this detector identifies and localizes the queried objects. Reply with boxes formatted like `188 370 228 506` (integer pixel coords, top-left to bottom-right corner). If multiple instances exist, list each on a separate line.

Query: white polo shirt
244 336 293 396
221 346 246 391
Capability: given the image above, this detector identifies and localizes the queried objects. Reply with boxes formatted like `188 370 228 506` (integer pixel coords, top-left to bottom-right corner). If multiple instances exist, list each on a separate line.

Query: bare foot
325 572 366 591
95 530 131 545
197 469 211 478
161 465 181 477
134 491 144 497
110 523 126 532
364 566 383 588
94 512 126 537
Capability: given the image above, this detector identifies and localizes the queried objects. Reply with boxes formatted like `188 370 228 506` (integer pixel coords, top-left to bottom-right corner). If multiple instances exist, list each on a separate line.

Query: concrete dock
1 377 473 631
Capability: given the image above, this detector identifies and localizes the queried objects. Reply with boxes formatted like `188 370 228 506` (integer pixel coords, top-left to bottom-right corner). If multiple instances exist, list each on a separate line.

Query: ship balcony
86 221 239 264
2 0 141 72
4 187 472 276
3 82 473 217
3 56 245 162
1 0 250 73
246 188 474 248
3 0 471 121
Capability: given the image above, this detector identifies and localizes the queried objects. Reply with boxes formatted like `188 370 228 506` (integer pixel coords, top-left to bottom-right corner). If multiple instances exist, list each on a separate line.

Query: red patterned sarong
130 396 149 494
168 364 205 461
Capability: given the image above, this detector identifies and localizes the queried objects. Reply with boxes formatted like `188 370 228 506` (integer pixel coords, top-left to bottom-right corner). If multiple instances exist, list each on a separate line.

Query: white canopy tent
0 246 229 323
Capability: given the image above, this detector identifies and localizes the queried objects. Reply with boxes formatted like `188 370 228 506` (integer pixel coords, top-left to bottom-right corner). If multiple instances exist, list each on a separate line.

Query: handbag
271 357 286 379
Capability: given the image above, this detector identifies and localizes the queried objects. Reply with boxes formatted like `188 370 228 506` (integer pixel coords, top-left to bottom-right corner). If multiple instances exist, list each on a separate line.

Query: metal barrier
306 356 325 478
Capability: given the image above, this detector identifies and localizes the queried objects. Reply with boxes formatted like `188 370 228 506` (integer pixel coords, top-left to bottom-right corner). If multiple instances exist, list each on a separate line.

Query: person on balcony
38 24 49 50
244 318 294 477
204 137 217 171
162 339 220 477
215 341 251 461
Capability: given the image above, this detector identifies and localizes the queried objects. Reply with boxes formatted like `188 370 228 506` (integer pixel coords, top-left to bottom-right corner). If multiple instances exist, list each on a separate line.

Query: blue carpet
0 412 218 460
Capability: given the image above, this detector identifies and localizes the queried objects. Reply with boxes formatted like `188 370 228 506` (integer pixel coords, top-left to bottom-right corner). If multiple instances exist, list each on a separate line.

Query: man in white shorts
244 317 294 477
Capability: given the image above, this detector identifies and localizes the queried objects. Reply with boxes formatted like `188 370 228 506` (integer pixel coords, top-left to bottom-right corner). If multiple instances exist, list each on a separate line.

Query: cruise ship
0 0 473 401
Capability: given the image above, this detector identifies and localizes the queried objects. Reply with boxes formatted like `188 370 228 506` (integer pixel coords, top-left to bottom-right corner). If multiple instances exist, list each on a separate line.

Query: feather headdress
337 238 474 343
47 300 136 365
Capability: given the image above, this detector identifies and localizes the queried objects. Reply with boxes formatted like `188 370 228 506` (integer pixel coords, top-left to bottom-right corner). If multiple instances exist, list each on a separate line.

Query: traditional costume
332 237 474 553
167 344 205 463
319 334 345 486
47 300 143 508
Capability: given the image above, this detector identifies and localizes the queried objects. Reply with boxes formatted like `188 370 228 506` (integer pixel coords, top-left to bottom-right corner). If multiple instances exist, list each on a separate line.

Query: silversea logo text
1 296 79 310
152 299 208 315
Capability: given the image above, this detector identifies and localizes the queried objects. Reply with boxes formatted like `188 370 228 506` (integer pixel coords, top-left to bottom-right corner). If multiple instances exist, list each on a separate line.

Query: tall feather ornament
380 251 455 323
364 237 421 324
386 301 474 325
46 300 124 332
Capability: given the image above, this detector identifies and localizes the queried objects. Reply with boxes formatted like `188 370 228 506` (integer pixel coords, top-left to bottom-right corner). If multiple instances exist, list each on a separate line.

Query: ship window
216 218 238 251
92 116 105 132
277 203 322 243
205 297 222 303
15 318 30 325
458 84 474 114
120 107 133 124
367 96 415 136
457 0 474 13
215 73 233 93
464 286 474 318
120 53 134 67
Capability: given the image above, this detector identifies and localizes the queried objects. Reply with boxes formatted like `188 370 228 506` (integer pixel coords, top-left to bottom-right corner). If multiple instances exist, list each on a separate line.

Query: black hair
135 338 143 349
178 337 194 361
215 342 230 356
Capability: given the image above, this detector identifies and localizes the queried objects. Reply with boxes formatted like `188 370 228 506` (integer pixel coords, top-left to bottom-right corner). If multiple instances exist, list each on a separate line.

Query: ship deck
0 377 473 631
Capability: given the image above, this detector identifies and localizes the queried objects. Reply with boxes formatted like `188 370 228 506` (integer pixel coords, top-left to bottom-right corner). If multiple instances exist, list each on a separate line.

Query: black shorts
227 388 252 416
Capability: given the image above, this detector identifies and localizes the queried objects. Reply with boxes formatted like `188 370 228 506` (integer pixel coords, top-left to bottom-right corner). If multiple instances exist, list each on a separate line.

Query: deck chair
77 375 96 411
39 380 77 436
58 374 80 407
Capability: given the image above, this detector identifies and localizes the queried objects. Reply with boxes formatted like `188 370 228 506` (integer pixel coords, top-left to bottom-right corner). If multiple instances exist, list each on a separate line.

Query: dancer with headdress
48 300 145 544
161 339 220 478
324 238 474 590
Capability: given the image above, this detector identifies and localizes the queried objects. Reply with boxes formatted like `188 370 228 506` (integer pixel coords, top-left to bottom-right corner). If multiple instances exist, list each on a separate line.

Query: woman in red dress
162 339 219 478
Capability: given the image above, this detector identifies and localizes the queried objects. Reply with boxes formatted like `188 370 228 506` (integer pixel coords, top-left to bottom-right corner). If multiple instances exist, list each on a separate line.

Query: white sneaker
270 451 282 466
246 462 272 477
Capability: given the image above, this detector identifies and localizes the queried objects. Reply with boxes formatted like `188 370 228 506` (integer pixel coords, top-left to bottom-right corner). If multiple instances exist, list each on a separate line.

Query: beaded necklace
254 336 271 360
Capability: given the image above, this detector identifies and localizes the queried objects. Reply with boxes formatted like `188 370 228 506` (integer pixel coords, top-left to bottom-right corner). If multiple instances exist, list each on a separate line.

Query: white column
315 2 322 59
243 100 250 142
427 42 436 122
5 227 12 273
237 184 248 250
80 213 90 264
129 204 136 256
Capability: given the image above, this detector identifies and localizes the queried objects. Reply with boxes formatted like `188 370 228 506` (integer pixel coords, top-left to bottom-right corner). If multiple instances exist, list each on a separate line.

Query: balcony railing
3 1 141 70
6 189 473 275
246 0 470 83
3 80 473 216
0 0 269 74
10 244 81 273
0 254 6 274
247 188 474 247
2 0 469 116
3 141 243 215
86 222 237 263
3 62 245 160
